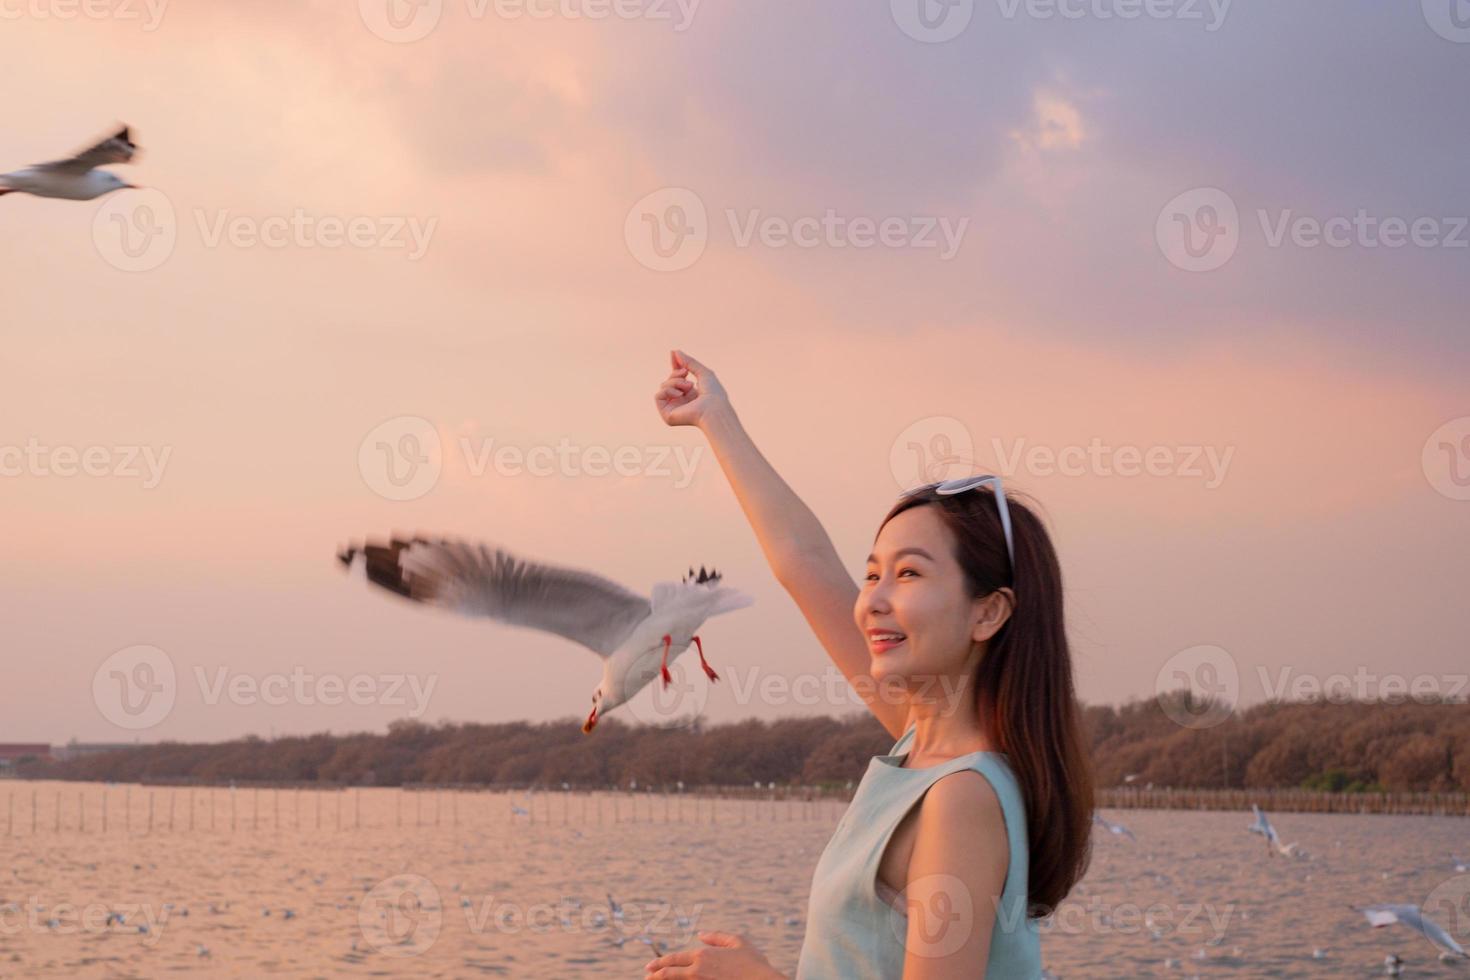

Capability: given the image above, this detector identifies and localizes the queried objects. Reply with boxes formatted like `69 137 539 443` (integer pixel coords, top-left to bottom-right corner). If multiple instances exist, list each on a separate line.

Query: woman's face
855 504 1008 694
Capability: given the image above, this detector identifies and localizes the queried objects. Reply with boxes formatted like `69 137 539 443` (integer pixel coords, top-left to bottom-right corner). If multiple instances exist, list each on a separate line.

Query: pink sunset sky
2 1 1466 743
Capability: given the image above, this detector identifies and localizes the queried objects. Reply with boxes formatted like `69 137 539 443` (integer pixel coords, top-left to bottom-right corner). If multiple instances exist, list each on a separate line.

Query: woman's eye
863 569 916 581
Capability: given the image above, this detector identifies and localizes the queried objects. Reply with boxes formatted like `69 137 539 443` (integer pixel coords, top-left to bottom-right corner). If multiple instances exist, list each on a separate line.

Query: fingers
674 349 707 377
697 930 741 947
644 949 695 973
656 380 693 402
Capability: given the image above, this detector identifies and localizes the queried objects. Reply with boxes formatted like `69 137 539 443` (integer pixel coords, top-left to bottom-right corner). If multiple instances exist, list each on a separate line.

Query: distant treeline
28 695 1470 792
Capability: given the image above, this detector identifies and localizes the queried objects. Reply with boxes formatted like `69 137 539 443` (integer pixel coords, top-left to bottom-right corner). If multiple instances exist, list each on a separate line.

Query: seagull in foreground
1357 904 1469 960
1247 803 1302 857
0 125 140 200
1093 811 1136 841
338 536 753 733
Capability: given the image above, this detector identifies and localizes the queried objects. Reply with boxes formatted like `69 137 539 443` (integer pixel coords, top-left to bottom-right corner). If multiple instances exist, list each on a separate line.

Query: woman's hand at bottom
644 931 787 979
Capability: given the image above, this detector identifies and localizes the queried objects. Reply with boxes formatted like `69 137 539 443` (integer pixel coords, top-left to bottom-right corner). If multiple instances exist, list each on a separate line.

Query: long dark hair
879 484 1093 917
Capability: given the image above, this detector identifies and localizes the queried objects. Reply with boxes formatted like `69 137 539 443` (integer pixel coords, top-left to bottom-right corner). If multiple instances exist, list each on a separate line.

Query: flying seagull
1357 904 1468 960
1247 803 1303 858
337 536 753 733
0 125 140 201
1092 811 1136 841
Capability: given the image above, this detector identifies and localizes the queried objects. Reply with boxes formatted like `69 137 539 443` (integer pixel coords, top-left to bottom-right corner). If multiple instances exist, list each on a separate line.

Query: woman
643 351 1093 980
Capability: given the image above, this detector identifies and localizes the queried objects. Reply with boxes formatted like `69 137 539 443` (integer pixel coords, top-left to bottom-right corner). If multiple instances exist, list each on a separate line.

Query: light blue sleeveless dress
794 722 1043 979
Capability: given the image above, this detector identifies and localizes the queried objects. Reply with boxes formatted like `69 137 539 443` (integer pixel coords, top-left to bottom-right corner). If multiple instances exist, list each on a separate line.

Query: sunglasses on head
901 474 1015 574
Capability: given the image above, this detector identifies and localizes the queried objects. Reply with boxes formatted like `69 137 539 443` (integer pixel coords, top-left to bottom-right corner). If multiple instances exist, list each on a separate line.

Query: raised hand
655 349 731 429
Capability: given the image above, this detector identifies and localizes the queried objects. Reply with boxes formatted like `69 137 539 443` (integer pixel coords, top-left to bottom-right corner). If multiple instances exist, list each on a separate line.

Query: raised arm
655 350 909 740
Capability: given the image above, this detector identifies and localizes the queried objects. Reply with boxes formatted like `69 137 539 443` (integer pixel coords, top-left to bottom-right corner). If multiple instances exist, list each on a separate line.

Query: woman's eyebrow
864 547 935 563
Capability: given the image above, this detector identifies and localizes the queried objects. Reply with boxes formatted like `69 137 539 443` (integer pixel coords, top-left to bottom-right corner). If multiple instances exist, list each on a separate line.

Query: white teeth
872 633 904 642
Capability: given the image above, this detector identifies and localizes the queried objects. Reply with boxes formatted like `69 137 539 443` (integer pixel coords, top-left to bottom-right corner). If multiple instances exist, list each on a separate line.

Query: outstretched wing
338 536 651 657
36 125 138 174
1361 905 1406 929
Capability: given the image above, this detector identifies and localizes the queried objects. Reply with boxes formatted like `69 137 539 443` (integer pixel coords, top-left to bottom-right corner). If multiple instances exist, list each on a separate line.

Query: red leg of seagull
693 635 719 682
660 634 673 688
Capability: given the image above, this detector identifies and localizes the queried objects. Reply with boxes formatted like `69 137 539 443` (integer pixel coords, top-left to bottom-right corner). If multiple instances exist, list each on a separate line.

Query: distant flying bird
337 536 753 733
1357 904 1469 960
1247 803 1305 858
1092 811 1136 841
0 125 140 201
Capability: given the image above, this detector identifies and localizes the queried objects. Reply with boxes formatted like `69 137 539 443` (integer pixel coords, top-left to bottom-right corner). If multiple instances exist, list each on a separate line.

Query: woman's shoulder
924 767 1005 825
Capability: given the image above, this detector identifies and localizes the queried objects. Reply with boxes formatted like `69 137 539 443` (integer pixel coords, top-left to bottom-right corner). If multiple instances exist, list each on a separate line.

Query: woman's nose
862 580 893 614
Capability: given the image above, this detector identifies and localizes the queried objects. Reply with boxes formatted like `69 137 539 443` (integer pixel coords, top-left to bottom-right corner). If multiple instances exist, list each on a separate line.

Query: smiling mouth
870 633 907 652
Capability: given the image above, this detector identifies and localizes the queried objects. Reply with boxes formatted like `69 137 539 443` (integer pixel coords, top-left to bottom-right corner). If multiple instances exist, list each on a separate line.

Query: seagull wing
1361 905 1406 929
340 536 652 657
1388 906 1469 956
1421 914 1469 957
35 125 137 174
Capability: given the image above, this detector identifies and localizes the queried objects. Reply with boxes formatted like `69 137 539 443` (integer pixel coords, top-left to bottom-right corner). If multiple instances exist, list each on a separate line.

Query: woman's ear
971 587 1015 644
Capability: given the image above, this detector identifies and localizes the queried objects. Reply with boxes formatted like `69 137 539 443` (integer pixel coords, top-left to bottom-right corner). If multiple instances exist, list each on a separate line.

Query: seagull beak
582 705 598 734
